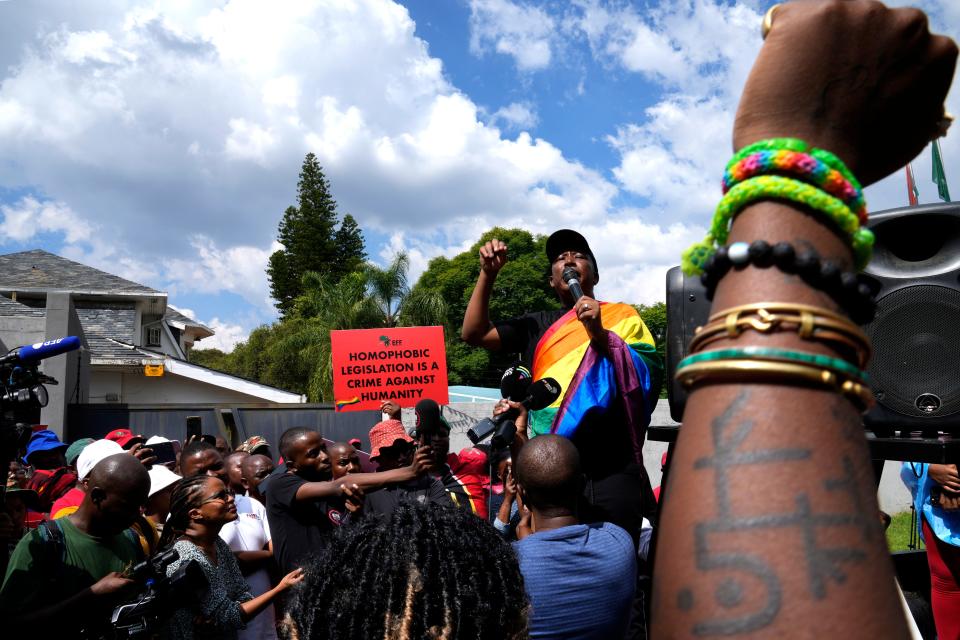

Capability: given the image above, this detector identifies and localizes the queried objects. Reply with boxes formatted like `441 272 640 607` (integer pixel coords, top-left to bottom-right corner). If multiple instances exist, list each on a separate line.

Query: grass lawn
887 510 923 552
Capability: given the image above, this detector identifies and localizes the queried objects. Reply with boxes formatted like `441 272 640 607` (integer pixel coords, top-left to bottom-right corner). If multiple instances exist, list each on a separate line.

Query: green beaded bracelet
681 175 874 275
676 346 868 382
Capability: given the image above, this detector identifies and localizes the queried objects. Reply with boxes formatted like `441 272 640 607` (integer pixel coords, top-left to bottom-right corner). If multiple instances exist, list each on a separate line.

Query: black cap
545 229 597 275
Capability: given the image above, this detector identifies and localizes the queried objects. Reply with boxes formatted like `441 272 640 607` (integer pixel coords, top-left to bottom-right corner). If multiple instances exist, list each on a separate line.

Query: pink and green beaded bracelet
723 148 867 224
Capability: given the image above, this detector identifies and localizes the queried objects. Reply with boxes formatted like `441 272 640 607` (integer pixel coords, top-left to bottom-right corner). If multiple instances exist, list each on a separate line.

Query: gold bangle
690 306 871 367
675 359 875 413
705 301 851 325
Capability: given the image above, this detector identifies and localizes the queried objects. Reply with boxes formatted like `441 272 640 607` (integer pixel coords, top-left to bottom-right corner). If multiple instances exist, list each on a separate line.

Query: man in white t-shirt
219 492 276 640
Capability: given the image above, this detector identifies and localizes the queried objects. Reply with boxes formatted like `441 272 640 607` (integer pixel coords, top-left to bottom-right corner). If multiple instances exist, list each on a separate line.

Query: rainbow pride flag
335 397 360 412
529 302 661 462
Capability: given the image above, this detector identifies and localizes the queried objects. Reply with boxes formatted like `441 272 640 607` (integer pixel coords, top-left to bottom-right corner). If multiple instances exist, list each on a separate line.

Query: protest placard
331 326 448 412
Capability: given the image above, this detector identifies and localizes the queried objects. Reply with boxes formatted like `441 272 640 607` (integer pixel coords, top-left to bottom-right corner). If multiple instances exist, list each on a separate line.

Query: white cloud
469 0 555 71
0 0 613 318
491 101 538 130
3 0 954 345
164 237 282 311
0 196 93 244
583 0 960 224
192 317 248 352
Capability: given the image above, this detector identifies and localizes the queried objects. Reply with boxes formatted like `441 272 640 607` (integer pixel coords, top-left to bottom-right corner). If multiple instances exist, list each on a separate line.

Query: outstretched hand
280 568 305 590
342 483 364 514
735 0 957 185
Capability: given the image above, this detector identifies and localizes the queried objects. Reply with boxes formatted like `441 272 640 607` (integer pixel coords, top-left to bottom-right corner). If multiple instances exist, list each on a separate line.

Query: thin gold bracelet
690 306 871 367
705 301 853 325
675 359 875 413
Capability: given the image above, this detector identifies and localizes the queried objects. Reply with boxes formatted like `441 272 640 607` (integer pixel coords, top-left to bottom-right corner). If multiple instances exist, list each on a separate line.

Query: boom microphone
499 363 532 402
562 267 584 301
0 336 81 365
467 377 562 447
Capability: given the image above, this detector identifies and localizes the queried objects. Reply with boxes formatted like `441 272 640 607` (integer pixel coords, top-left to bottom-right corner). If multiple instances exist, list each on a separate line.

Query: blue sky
0 0 957 351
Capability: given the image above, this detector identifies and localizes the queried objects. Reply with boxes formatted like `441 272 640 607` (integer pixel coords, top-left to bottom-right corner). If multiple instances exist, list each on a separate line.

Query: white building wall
89 370 124 403
88 369 274 404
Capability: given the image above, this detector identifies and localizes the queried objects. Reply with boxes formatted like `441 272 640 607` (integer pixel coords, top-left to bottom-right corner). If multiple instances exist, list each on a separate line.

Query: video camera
108 548 209 638
0 336 81 459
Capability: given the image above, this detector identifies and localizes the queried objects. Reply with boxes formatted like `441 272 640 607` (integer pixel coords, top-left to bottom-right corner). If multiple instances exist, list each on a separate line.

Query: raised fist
735 1 957 186
479 239 508 276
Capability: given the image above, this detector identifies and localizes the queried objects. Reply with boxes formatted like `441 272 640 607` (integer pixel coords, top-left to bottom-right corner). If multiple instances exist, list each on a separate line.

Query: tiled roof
75 305 149 362
0 294 45 317
165 307 213 333
86 335 161 364
76 306 136 341
0 249 161 295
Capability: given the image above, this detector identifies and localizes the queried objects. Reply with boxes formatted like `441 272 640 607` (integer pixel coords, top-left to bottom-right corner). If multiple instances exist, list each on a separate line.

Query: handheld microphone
414 398 442 443
562 266 584 301
467 377 562 447
499 363 532 402
0 336 81 365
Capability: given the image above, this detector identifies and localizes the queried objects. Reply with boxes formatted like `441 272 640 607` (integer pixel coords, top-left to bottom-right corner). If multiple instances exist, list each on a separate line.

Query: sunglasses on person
199 489 232 506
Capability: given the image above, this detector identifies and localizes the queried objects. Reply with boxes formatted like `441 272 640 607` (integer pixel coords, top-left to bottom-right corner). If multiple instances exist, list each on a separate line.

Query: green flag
932 139 951 202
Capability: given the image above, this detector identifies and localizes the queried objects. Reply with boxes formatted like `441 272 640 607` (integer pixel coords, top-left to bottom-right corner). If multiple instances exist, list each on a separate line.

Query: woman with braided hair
160 475 304 639
283 502 527 640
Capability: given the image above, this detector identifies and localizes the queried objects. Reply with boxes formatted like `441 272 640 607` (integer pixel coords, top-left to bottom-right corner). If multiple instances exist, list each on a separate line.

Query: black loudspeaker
665 266 710 423
665 202 960 430
861 203 960 431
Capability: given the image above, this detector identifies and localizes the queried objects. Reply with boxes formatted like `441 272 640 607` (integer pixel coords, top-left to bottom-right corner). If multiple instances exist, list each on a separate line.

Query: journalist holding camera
0 453 150 634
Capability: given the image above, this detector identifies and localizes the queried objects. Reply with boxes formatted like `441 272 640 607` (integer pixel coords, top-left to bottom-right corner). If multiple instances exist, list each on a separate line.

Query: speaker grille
864 285 960 418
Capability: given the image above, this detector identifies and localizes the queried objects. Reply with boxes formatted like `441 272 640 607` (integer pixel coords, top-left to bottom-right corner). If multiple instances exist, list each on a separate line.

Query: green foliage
411 227 560 386
201 217 673 400
267 154 366 316
199 250 446 401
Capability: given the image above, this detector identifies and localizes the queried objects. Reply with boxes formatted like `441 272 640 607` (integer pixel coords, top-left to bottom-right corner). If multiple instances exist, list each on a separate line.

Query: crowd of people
0 396 642 639
0 1 957 638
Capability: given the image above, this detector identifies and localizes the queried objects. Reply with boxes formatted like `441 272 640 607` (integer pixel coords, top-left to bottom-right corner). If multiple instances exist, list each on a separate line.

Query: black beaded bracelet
699 240 876 324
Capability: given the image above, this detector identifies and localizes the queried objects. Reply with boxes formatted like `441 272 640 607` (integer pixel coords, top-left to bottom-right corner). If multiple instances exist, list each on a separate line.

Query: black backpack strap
36 518 66 570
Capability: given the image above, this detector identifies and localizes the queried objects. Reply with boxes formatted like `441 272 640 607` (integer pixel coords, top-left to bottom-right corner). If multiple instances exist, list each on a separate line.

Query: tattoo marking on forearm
680 390 872 636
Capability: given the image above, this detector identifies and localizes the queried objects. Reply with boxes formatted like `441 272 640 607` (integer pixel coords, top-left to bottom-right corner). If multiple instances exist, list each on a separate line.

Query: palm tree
283 257 447 401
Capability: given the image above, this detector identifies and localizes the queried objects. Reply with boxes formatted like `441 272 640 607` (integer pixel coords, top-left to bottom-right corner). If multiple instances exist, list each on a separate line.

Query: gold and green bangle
677 346 868 382
681 175 874 275
674 359 875 412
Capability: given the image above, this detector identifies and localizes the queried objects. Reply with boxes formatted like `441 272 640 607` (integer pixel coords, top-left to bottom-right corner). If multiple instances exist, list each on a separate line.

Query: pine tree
332 214 366 281
268 154 366 315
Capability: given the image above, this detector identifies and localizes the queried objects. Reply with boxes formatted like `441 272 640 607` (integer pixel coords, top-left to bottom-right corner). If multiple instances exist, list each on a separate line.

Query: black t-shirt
364 476 451 517
265 471 344 572
494 308 566 364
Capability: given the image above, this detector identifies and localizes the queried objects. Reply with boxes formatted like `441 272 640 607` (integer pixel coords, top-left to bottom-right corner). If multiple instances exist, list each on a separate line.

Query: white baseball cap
145 435 171 446
77 439 124 480
148 465 181 497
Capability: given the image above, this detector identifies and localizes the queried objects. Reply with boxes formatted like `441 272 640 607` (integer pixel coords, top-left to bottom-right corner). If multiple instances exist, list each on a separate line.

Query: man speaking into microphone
461 229 662 540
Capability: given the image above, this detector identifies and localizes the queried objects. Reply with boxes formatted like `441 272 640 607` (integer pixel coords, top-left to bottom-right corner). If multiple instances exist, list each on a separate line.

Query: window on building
146 326 162 346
